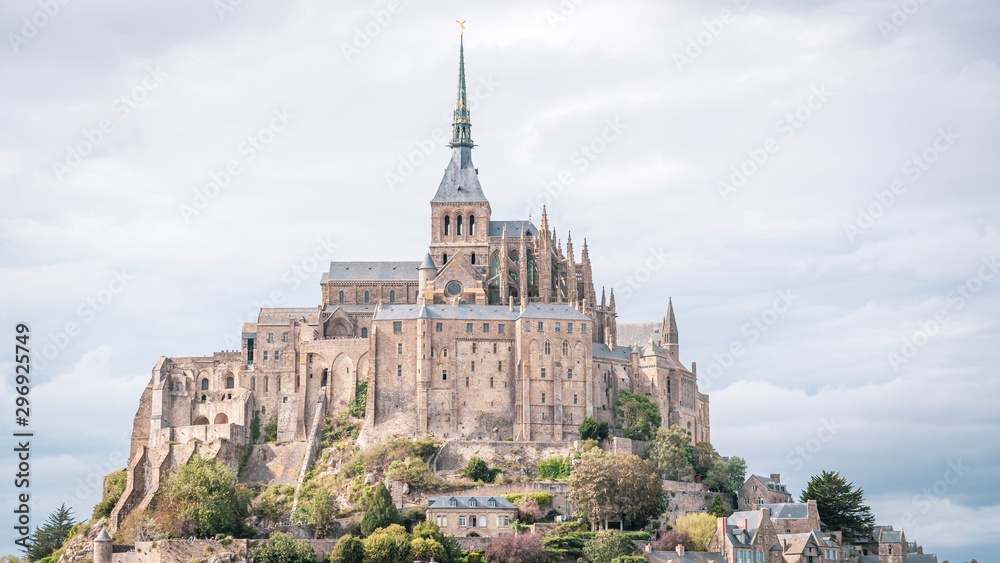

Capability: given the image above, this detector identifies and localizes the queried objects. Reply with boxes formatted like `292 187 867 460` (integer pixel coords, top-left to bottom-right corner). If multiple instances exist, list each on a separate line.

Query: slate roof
431 147 489 203
764 503 809 519
618 322 659 346
488 220 538 237
907 555 938 563
322 261 421 282
647 552 726 563
427 496 516 509
878 529 903 543
518 303 591 321
752 474 789 493
257 308 320 325
372 302 591 323
322 304 376 314
593 342 632 360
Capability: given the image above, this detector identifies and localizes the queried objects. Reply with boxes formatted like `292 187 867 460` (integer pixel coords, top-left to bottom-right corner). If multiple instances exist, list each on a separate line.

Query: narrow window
251 377 256 391
364 290 370 303
276 376 281 392
361 327 368 338
201 378 209 390
282 332 288 342
444 215 451 236
442 253 448 263
498 361 502 371
267 333 273 343
397 365 402 377
264 376 269 393
555 322 561 333
581 324 587 334
498 324 505 335
545 342 551 355
338 290 344 303
541 368 546 379
456 215 463 235
443 348 448 358
393 321 402 333
397 342 403 354
567 368 573 379
274 351 280 362
442 370 447 381
263 351 268 362
482 323 490 333
436 322 443 332
472 343 477 353
469 214 476 235
466 323 473 333
537 322 544 332
562 342 568 355
493 343 497 354
389 290 396 303
471 361 475 372
541 393 546 404
573 394 578 404
490 377 494 388
471 252 476 265
465 377 469 388
567 323 573 333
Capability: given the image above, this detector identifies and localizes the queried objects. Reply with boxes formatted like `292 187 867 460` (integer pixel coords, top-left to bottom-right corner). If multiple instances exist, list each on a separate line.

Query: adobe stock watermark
784 417 841 472
52 64 169 182
222 236 339 349
7 0 73 53
718 84 834 202
519 117 627 221
385 75 500 192
672 0 750 72
878 0 932 41
900 459 969 527
888 254 997 372
178 107 295 222
700 289 799 390
341 0 408 63
843 127 958 243
35 270 136 371
611 245 669 302
545 0 587 29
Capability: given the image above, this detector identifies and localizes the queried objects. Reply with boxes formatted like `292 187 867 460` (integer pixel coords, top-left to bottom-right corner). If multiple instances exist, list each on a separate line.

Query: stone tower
93 528 112 563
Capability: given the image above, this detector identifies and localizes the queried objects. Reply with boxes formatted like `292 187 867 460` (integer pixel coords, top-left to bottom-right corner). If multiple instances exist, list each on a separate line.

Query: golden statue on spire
456 20 466 34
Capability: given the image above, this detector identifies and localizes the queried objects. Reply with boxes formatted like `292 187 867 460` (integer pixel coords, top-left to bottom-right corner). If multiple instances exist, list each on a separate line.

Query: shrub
537 457 571 480
330 534 364 563
92 470 128 520
579 416 610 441
484 533 549 563
263 417 278 443
252 532 315 563
251 484 296 526
463 457 501 483
582 530 637 563
652 530 689 552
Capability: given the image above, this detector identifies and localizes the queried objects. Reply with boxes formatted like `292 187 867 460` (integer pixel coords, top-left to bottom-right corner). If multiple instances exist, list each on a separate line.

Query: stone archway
193 416 209 425
214 413 229 424
330 353 356 411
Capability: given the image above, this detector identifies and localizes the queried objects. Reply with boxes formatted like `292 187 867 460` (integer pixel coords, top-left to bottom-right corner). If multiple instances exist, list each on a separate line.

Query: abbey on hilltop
109 31 710 532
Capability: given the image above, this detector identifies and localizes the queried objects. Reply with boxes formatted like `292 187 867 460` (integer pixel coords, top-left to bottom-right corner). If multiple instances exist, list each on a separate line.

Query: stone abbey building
110 33 711 531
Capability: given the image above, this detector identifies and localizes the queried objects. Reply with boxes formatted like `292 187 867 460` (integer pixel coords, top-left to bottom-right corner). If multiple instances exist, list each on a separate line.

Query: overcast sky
1 0 998 559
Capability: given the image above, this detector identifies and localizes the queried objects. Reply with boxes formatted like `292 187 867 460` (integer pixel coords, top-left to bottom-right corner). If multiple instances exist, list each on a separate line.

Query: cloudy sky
1 0 998 559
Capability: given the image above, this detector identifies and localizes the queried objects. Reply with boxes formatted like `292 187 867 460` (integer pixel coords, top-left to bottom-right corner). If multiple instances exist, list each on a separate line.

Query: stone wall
660 480 735 528
415 481 573 516
432 440 577 478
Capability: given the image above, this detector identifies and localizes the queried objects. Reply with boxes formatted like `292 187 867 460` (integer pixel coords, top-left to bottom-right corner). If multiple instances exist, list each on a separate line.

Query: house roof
431 147 489 203
257 308 320 325
322 261 421 282
593 342 632 360
427 496 516 509
617 322 659 346
488 220 538 237
647 552 726 563
751 474 790 494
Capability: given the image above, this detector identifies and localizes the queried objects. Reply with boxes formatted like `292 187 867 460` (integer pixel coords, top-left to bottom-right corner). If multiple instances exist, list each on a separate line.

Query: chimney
770 473 781 483
737 518 748 531
676 544 685 556
716 516 727 540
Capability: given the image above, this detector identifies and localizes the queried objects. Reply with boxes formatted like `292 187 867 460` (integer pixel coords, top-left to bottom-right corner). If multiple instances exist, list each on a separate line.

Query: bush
302 488 338 538
348 381 367 418
252 532 315 563
386 457 449 492
579 416 610 441
611 557 647 563
252 484 296 526
92 470 128 520
362 524 410 563
537 457 571 480
582 530 637 563
673 512 717 551
652 530 689 552
330 534 365 563
484 533 549 563
517 497 544 524
263 417 278 443
155 455 251 538
360 483 399 537
249 411 261 443
615 390 661 441
463 457 501 483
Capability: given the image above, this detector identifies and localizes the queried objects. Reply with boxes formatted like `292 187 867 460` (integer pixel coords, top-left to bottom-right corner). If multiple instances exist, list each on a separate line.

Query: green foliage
705 456 747 494
348 381 368 418
92 470 128 520
463 457 501 483
412 520 463 563
252 531 316 563
361 523 410 563
484 533 550 563
156 454 252 538
386 457 450 492
302 488 338 538
360 483 399 537
708 494 733 518
330 534 365 563
537 457 572 480
615 390 661 441
250 411 261 443
358 436 441 479
24 504 75 561
611 557 647 563
673 512 716 551
252 484 296 526
578 416 610 441
502 493 553 508
264 417 278 443
800 470 876 544
582 530 637 563
323 411 361 446
542 533 586 560
400 506 426 532
410 537 446 562
568 450 665 530
646 425 694 481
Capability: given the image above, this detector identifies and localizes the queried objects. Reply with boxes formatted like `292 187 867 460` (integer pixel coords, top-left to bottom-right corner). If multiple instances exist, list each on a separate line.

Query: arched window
442 253 448 264
364 290 370 304
456 215 463 235
201 378 209 390
471 252 476 265
338 291 344 304
562 342 569 355
389 290 395 303
544 342 551 355
361 327 368 338
444 215 451 236
469 214 476 235
226 376 234 389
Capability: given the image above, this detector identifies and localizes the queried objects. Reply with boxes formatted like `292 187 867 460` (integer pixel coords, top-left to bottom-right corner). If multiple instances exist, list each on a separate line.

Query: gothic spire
663 297 679 359
449 28 474 149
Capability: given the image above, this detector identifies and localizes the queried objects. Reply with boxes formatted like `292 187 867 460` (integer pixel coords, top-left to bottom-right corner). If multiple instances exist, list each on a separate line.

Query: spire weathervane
457 20 466 34
449 22 474 149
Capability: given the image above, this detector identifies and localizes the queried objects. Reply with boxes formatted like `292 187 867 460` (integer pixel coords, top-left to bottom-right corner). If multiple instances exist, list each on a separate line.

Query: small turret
93 528 112 563
418 253 437 303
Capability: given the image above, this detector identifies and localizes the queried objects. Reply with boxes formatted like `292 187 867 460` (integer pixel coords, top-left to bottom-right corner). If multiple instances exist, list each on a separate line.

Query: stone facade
426 495 519 538
110 34 711 533
738 474 793 512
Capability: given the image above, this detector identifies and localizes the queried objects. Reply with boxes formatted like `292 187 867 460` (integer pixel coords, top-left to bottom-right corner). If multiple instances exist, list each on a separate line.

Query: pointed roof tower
663 297 679 360
432 25 489 204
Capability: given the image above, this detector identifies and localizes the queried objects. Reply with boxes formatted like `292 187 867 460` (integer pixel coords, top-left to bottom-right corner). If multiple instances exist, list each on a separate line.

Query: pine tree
800 470 876 543
24 504 75 561
360 483 399 537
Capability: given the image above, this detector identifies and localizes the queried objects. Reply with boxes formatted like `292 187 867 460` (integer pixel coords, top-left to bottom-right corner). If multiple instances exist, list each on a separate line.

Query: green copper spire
449 25 474 149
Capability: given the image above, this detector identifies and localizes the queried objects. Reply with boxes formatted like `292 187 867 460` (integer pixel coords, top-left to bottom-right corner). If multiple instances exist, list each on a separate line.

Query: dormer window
469 498 477 507
488 498 497 507
449 498 457 507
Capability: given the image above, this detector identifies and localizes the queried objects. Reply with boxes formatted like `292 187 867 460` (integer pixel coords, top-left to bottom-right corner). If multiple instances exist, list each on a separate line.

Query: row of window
259 351 281 362
526 321 586 334
198 377 235 391
538 392 579 405
539 367 574 379
433 514 510 528
442 213 476 236
337 290 400 304
265 332 289 343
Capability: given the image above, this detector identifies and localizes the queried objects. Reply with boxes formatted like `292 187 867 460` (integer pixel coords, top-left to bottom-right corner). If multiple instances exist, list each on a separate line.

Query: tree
412 520 463 563
690 442 718 478
615 390 661 440
707 495 732 518
252 532 316 563
582 530 636 563
303 488 338 538
537 457 571 480
330 534 365 563
652 530 689 551
646 426 694 481
156 455 251 537
568 450 665 529
362 524 411 563
360 483 399 537
579 416 609 441
463 456 500 483
673 513 716 551
611 558 647 563
800 470 876 543
92 470 128 519
484 533 550 563
518 496 544 523
410 537 446 562
705 456 746 494
24 504 75 561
